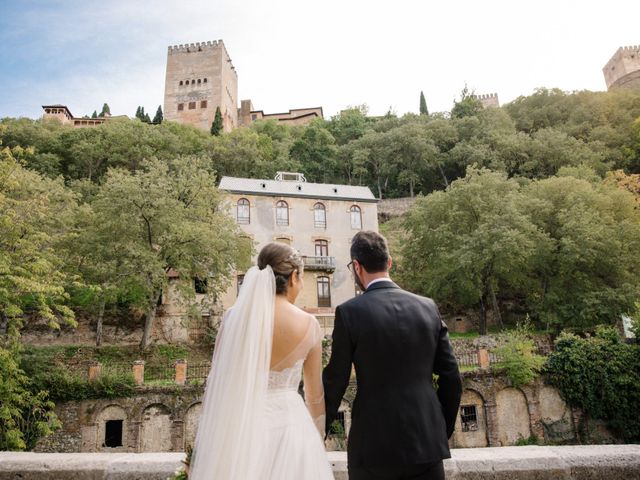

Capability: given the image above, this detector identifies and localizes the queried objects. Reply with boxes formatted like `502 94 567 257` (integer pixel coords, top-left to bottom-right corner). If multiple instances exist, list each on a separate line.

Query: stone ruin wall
35 372 618 454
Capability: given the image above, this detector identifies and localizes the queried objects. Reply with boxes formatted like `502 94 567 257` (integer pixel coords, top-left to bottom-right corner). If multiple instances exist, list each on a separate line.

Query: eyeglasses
347 261 354 273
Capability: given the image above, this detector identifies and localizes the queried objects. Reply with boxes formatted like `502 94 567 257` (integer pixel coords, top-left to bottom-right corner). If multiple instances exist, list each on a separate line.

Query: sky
1 0 639 120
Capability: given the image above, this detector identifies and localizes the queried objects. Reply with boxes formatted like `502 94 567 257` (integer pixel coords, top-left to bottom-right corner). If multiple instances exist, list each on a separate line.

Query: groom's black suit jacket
323 280 462 468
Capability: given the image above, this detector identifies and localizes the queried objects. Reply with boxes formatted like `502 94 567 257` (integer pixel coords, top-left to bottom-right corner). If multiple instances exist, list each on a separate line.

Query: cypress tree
210 107 223 136
152 105 163 124
419 91 429 115
100 103 111 116
91 110 98 119
143 113 151 123
135 106 142 119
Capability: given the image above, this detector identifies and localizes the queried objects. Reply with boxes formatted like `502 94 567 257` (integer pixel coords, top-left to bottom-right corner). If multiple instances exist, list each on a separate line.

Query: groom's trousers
348 460 445 480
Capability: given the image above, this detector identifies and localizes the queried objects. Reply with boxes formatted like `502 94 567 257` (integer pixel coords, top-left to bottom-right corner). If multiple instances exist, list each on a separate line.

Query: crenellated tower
470 93 500 108
603 45 640 90
163 40 238 132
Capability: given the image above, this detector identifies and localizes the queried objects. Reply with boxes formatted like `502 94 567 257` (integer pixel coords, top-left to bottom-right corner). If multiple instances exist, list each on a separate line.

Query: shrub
544 327 640 442
494 320 545 387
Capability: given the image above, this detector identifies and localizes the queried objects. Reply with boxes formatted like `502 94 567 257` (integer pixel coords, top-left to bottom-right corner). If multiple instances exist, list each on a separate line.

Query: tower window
317 276 331 308
177 103 184 111
188 102 196 110
179 81 183 86
276 200 289 226
201 101 208 109
203 78 207 83
460 405 479 432
191 80 195 85
350 205 362 230
237 198 250 224
197 79 201 84
104 420 123 448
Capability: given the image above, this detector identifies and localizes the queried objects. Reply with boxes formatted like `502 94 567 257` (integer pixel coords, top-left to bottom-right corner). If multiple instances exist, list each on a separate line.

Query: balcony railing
302 255 336 272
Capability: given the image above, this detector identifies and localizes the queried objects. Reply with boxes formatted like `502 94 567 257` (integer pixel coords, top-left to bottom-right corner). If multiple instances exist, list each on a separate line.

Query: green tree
99 103 111 117
152 106 163 124
91 111 98 119
419 91 429 116
290 121 338 183
451 85 483 119
211 107 223 136
86 156 251 349
402 167 545 334
523 173 640 330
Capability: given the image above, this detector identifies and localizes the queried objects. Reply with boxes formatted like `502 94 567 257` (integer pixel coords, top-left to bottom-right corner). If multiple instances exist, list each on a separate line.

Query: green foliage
451 85 483 119
544 327 640 442
0 141 77 339
419 91 429 116
91 111 97 119
494 320 545 387
210 107 223 136
152 105 163 124
514 434 540 446
0 345 61 451
99 103 110 117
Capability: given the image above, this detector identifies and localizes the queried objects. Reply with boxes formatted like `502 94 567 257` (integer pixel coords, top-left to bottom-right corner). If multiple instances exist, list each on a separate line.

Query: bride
189 242 335 479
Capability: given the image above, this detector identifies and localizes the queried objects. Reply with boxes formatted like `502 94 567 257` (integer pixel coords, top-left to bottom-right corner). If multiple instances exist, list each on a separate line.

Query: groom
323 231 462 480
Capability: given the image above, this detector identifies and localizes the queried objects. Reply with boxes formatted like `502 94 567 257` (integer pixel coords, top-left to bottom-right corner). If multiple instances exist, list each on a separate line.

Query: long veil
189 265 275 479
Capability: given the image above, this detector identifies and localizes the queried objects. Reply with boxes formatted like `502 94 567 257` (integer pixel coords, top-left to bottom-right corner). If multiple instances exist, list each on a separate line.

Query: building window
317 276 331 307
237 198 250 224
194 277 208 294
275 237 291 245
179 81 183 86
197 79 201 84
237 274 245 295
204 78 207 83
460 405 479 432
191 80 195 85
276 200 289 226
104 420 123 448
201 100 207 109
314 203 326 228
350 205 362 230
188 102 196 110
251 114 257 121
315 239 329 257
177 103 184 111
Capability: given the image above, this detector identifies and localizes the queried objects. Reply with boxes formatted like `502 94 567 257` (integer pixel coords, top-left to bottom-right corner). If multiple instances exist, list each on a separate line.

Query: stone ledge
1 445 639 480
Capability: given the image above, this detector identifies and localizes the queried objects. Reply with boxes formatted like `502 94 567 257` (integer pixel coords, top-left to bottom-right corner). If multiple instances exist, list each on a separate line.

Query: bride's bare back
270 295 325 432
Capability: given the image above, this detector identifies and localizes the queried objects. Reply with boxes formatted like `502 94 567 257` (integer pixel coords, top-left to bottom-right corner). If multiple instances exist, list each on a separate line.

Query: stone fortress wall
603 45 640 90
164 40 238 132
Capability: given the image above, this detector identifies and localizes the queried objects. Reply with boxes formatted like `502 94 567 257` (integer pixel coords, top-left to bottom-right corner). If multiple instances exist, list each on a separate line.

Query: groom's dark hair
350 231 390 273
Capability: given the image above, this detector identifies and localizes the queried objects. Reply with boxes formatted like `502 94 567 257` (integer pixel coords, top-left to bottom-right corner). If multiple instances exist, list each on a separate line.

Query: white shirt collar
366 277 394 289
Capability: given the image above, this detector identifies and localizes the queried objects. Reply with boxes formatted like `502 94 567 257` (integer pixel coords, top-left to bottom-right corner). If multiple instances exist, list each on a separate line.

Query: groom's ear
388 256 393 271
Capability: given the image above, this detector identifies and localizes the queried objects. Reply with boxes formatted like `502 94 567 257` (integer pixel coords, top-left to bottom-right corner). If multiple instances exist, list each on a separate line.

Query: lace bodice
269 359 304 392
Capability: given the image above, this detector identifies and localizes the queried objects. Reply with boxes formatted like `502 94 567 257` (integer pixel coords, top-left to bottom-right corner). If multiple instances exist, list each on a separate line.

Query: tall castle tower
603 45 640 90
164 40 238 132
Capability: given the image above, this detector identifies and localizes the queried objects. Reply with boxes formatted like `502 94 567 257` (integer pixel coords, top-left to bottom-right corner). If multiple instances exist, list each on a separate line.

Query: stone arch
538 385 575 443
453 389 488 448
496 387 531 445
139 403 173 452
183 402 202 450
96 404 128 451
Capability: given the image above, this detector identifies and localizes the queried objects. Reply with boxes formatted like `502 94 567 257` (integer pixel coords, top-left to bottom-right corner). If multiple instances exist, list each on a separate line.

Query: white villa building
219 172 378 334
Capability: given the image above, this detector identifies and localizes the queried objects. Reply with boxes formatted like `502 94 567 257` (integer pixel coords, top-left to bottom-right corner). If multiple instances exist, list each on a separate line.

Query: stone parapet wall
3 446 639 480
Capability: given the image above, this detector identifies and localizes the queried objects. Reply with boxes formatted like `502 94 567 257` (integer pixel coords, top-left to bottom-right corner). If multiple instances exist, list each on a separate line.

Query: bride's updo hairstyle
257 242 304 294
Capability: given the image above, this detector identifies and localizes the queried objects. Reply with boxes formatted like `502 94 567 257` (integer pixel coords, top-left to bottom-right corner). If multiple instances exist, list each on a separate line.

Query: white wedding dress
189 266 334 480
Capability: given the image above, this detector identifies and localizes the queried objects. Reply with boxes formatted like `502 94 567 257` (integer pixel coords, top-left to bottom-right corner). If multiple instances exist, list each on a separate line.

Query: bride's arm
303 319 326 438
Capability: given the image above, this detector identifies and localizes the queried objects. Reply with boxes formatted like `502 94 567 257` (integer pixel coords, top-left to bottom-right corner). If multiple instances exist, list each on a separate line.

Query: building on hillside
42 105 127 127
163 40 239 132
603 45 640 90
163 40 323 132
219 172 378 334
470 93 500 108
238 100 323 126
